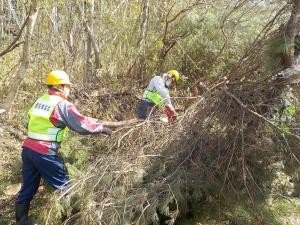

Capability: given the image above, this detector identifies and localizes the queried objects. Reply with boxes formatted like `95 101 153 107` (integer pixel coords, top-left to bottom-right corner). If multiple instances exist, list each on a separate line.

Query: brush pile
43 28 300 225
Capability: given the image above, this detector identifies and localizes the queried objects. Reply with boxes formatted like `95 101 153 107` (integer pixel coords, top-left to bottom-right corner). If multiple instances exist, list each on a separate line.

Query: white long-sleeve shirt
145 75 175 112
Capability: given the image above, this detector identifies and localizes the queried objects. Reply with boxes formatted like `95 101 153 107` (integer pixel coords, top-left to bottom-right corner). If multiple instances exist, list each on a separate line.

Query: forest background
0 0 300 224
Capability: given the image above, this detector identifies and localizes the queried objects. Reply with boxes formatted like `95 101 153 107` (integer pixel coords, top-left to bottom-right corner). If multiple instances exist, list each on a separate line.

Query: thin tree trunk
86 0 101 72
86 25 101 70
98 0 104 48
283 0 300 68
137 0 149 48
98 0 104 67
0 0 3 45
84 0 94 82
126 0 150 80
49 5 68 53
99 0 104 20
7 0 21 30
66 3 74 54
0 0 38 114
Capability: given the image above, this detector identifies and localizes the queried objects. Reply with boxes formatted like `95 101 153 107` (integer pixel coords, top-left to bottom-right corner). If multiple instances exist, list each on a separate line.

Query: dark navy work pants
16 147 70 204
136 100 156 119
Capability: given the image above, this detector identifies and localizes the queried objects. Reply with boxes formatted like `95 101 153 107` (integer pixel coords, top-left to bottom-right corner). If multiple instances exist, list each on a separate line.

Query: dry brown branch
184 79 226 110
0 0 39 114
158 1 207 66
165 1 205 27
220 0 249 39
223 87 300 141
100 119 140 129
0 15 29 57
229 3 289 77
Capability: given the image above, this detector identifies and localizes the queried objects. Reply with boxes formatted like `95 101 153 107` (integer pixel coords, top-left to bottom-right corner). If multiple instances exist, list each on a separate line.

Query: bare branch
223 88 300 141
158 1 207 66
0 15 29 57
0 0 39 113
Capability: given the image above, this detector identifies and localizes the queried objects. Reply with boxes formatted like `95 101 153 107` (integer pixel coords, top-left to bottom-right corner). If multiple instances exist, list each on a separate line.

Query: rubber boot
15 203 36 225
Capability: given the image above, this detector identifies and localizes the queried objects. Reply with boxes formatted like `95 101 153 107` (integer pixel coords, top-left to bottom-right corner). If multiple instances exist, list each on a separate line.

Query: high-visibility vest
27 93 68 142
143 89 164 107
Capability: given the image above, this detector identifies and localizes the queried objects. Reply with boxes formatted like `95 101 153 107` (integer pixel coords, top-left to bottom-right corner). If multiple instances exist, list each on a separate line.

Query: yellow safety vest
27 93 68 142
143 90 164 107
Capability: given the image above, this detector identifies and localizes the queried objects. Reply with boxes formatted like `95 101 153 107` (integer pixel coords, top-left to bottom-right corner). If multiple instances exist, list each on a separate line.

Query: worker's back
146 75 163 92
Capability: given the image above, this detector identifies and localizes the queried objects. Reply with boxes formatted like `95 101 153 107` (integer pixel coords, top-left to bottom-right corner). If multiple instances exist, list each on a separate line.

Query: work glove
102 127 112 136
164 106 177 122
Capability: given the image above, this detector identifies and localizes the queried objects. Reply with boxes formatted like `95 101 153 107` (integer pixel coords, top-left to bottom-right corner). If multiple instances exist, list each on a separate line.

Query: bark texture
0 0 38 114
283 0 300 68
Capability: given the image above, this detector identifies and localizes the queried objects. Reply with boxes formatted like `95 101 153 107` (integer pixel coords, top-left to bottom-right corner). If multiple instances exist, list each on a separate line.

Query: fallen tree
44 65 300 225
42 2 300 225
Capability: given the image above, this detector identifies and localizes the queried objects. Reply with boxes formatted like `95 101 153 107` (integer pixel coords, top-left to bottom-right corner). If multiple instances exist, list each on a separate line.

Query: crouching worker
136 70 181 122
15 70 114 225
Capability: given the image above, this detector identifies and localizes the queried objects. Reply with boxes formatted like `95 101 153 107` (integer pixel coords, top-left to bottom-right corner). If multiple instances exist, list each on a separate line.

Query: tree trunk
48 5 68 54
126 0 150 81
137 0 149 48
86 0 101 73
7 0 21 30
84 0 94 82
283 0 300 68
0 0 38 114
97 0 104 48
0 0 3 45
66 3 74 55
86 25 101 70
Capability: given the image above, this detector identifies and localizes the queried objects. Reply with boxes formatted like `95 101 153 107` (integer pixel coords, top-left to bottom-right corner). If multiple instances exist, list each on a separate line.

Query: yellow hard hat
168 70 180 81
47 70 72 85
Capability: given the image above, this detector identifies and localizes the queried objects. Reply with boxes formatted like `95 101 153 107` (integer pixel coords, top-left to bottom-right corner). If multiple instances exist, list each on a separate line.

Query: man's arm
50 100 104 135
153 77 175 112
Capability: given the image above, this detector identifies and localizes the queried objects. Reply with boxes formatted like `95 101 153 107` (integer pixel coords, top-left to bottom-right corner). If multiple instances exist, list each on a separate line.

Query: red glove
164 106 177 122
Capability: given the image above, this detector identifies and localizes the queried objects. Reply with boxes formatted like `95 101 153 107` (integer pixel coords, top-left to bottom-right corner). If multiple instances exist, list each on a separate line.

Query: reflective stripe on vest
143 90 164 107
27 93 68 142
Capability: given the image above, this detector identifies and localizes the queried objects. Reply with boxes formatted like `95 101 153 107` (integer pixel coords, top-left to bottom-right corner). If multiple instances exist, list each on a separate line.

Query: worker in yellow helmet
15 70 115 225
136 70 181 122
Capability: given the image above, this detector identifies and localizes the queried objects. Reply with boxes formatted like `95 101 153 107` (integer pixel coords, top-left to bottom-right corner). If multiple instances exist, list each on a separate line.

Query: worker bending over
136 70 181 121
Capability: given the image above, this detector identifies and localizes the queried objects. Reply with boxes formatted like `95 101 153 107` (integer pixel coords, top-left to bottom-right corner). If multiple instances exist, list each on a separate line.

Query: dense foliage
0 0 300 225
